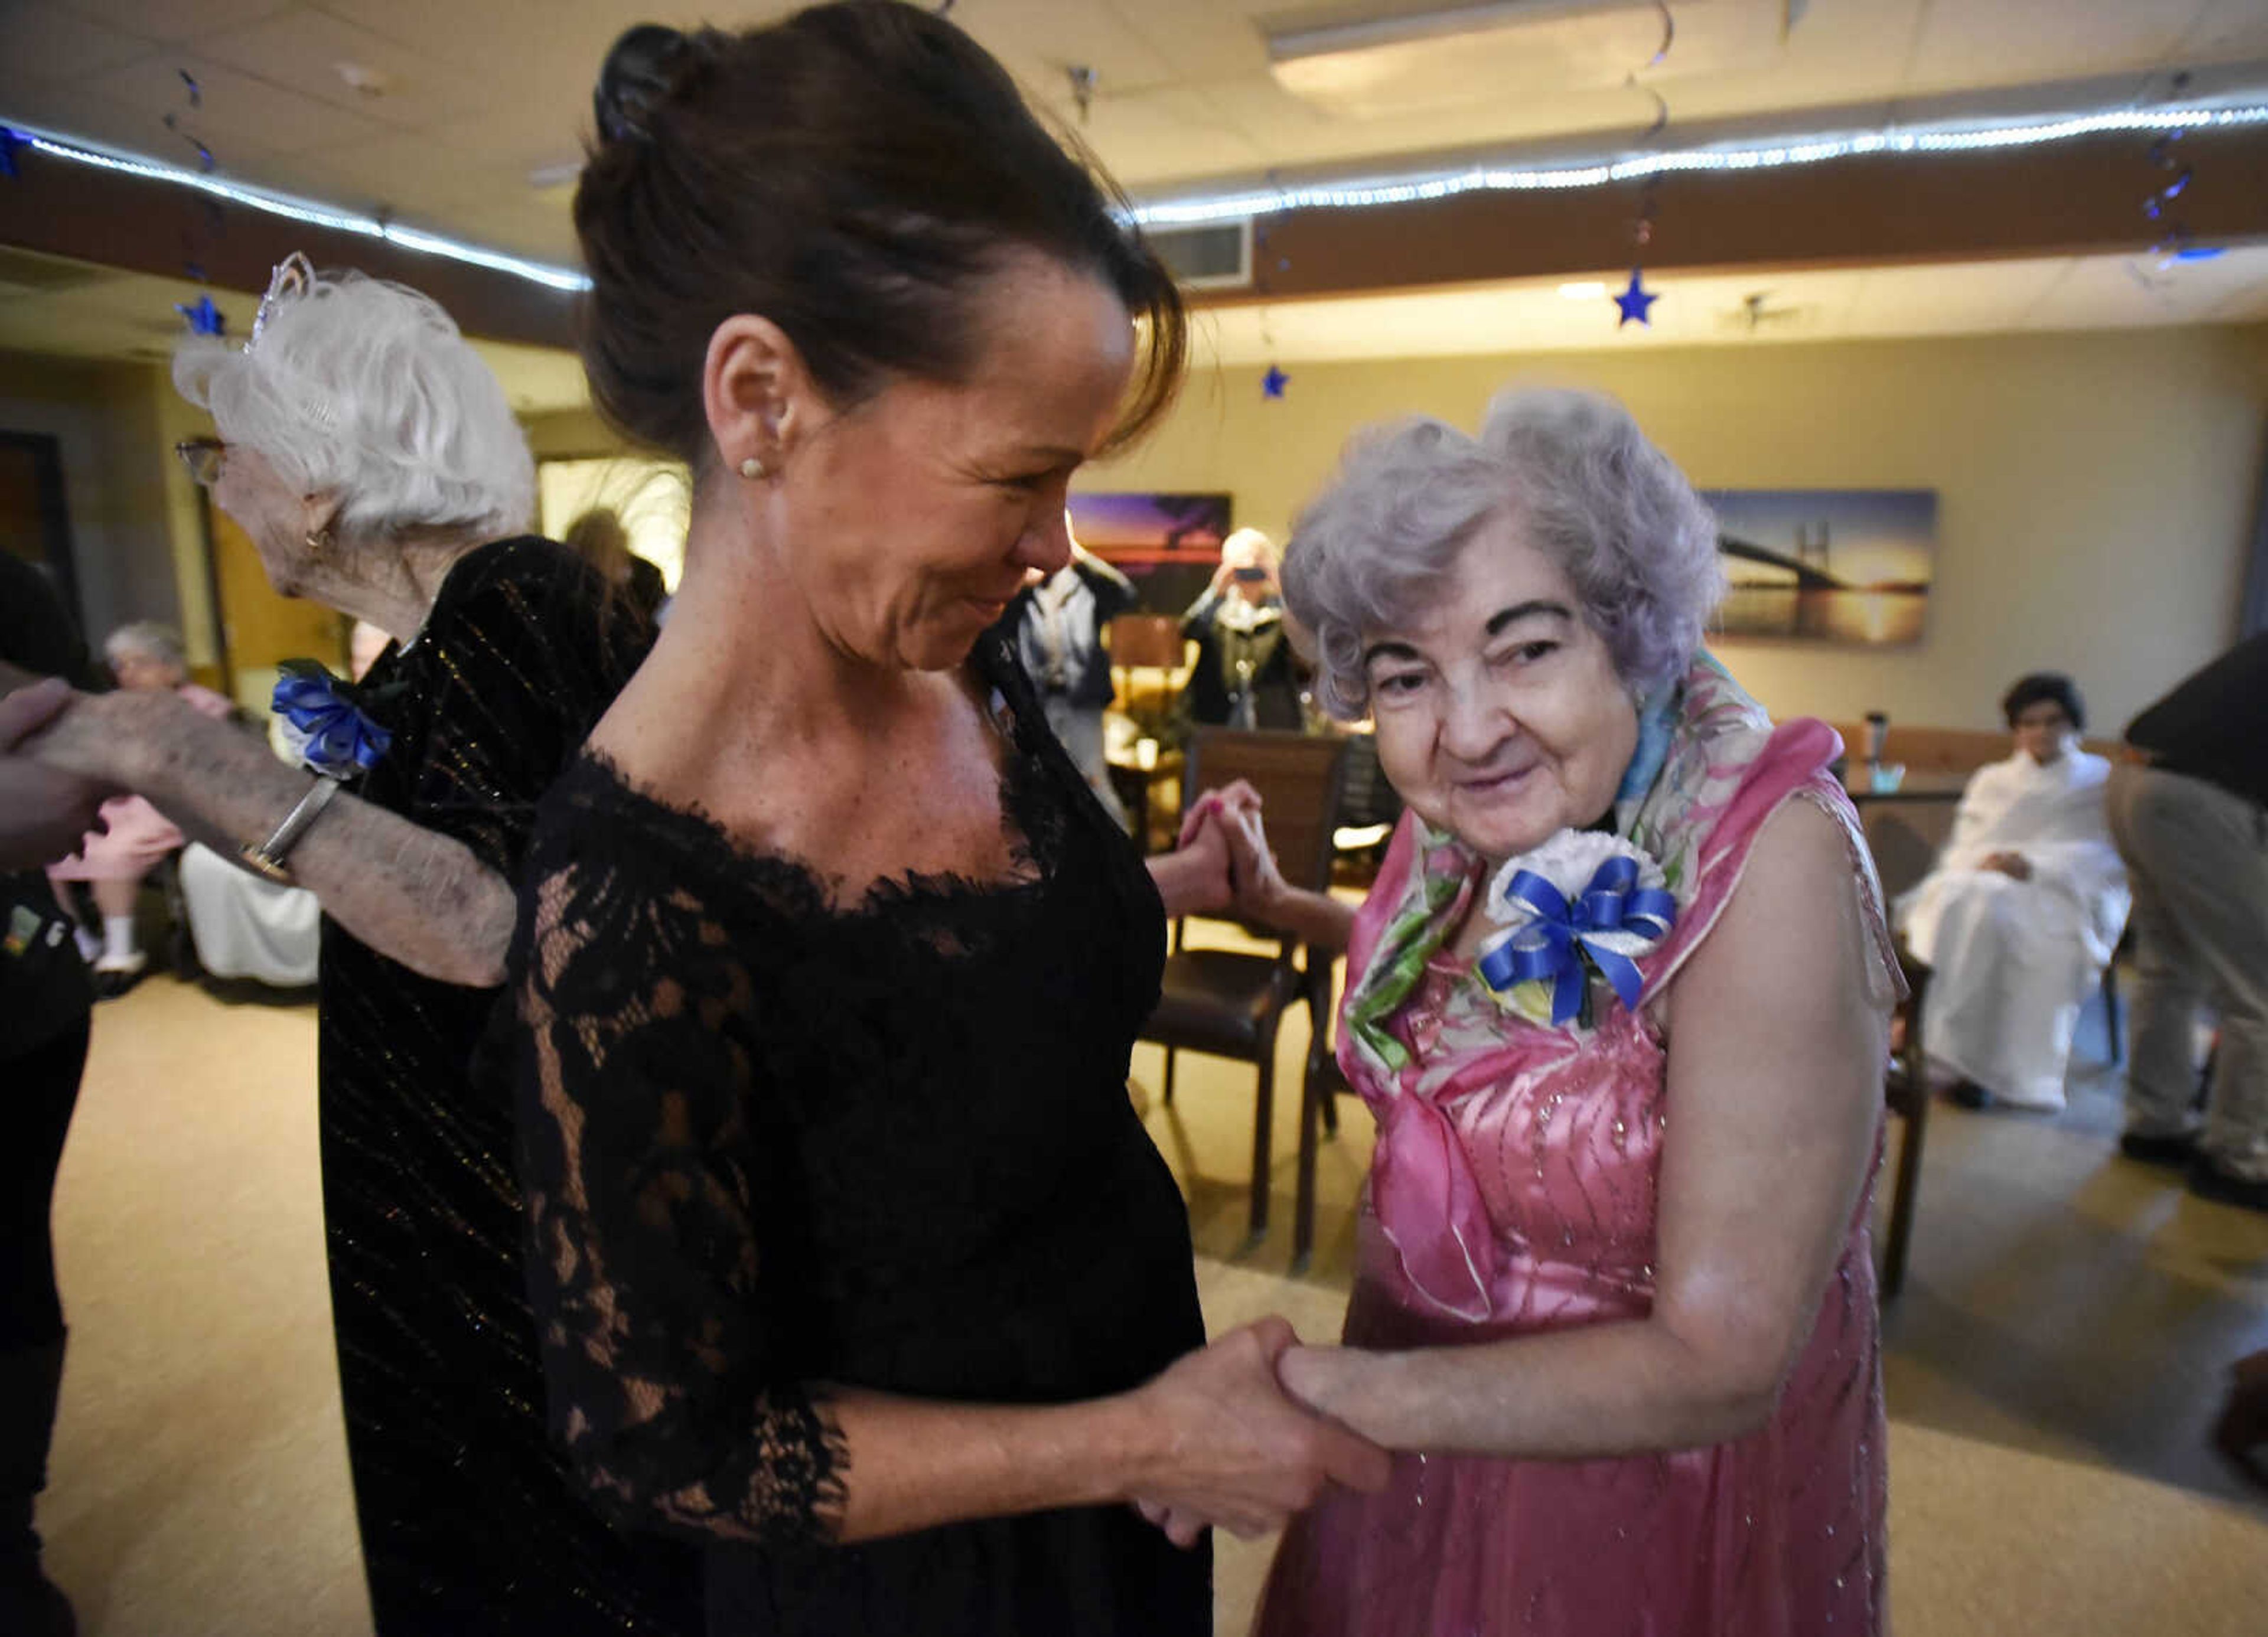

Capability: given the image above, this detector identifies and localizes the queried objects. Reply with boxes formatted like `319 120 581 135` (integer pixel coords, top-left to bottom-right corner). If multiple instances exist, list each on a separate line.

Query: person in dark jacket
0 553 103 1637
2108 630 2268 1211
995 520 1136 828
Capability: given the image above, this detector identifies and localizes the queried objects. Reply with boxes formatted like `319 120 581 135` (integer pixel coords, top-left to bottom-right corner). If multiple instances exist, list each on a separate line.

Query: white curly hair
173 264 533 541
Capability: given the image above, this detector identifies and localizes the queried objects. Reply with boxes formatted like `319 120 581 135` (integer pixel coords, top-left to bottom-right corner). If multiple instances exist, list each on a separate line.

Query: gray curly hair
1282 387 1724 719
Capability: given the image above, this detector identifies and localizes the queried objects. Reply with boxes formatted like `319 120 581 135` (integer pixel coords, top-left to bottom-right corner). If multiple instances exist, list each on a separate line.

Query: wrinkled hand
1124 1317 1391 1548
1220 801 1290 925
1179 782 1288 924
1983 852 2032 882
1171 804 1234 915
0 678 110 868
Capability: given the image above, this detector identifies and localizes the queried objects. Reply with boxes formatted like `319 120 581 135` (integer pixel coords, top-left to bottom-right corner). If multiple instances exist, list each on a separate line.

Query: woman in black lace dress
506 7 1389 1633
15 264 702 1633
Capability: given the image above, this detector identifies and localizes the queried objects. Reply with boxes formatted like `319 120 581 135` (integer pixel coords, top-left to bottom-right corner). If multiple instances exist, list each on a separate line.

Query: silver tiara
247 252 313 351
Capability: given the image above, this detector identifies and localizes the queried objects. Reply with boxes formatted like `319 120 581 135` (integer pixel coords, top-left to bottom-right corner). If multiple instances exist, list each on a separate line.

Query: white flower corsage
1475 829 1677 1029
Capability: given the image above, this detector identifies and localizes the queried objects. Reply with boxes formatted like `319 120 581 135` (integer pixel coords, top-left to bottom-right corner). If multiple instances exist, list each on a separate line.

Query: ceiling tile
1842 257 2067 335
2180 0 2268 58
0 71 200 161
258 133 538 214
195 8 497 130
1905 1 2202 86
6 2 159 79
2028 244 2268 329
58 0 293 44
82 51 391 153
961 0 1179 97
1105 0 1275 83
311 0 670 66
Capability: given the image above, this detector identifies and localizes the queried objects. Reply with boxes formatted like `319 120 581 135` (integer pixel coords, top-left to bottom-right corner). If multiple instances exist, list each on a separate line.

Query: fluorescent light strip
1129 102 2268 228
6 123 593 294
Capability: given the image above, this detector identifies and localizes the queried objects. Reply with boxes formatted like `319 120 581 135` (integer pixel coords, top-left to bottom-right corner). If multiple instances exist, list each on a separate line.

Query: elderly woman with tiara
6 257 703 1630
1206 388 1902 1636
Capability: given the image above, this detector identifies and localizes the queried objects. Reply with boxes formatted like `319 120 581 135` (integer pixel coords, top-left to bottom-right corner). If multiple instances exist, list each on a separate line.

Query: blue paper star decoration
1615 269 1658 328
175 294 226 336
1261 364 1289 399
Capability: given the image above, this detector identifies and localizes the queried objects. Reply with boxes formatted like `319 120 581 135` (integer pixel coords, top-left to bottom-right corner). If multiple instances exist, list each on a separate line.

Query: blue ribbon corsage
272 660 392 779
1475 845 1678 1029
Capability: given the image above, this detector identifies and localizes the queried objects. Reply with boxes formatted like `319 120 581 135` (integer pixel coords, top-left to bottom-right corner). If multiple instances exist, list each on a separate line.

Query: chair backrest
1860 803 1958 902
1183 728 1351 895
1106 614 1185 671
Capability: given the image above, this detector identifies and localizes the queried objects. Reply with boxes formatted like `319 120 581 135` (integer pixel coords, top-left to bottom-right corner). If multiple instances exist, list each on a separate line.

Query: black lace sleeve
513 823 848 1549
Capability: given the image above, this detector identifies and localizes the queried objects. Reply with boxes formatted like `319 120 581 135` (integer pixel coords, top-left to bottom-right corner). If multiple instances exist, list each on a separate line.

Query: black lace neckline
565 651 1067 924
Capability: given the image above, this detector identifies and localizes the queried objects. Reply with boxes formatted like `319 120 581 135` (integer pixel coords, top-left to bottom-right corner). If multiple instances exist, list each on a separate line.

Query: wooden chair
1142 728 1348 1245
1880 945 1933 1299
1292 952 1350 1273
1105 612 1188 719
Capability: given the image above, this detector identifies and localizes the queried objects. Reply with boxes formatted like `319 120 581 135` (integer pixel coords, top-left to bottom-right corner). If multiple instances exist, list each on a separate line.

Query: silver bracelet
239 775 341 885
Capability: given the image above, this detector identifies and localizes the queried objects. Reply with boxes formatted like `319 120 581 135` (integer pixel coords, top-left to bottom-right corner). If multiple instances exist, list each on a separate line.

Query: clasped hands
0 672 113 869
1171 778 1292 926
1127 789 1378 1547
1124 1316 1387 1548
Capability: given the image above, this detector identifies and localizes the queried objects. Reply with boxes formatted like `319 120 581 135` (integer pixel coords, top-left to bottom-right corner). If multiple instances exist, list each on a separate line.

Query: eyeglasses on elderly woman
174 437 227 487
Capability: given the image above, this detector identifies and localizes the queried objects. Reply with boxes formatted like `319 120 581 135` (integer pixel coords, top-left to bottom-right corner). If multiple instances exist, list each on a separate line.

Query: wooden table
1107 749 1184 853
1844 770 1970 806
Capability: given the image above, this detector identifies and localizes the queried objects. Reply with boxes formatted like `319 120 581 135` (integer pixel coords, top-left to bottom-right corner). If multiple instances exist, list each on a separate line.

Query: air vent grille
1146 220 1251 291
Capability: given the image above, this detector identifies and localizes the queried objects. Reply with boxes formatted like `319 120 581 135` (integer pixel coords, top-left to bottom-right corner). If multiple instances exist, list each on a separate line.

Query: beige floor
41 956 2268 1636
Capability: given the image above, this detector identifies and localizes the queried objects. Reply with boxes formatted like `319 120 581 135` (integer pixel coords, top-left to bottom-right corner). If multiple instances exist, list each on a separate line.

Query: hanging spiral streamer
160 67 227 327
1615 2 1674 327
161 69 214 174
2130 69 2220 292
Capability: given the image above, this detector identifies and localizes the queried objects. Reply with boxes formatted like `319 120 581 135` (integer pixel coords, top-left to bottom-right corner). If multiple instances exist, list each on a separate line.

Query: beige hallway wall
0 350 213 667
1085 323 2268 734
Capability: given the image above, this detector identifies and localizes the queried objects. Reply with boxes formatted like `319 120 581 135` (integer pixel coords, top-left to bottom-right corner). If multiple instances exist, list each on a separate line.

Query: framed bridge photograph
1703 488 1938 647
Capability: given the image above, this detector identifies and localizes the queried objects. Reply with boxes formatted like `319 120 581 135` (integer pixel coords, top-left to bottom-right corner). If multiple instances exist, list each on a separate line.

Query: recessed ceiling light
1557 281 1608 299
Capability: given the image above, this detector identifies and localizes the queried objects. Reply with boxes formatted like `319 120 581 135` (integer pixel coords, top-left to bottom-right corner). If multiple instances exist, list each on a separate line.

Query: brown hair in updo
575 1 1187 472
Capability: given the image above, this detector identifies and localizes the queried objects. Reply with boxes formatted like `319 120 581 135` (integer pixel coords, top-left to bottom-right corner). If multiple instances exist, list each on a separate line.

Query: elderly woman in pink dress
1201 388 1901 1635
47 621 234 989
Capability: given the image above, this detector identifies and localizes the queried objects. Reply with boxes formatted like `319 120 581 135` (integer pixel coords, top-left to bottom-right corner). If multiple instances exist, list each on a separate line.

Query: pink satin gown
1257 664 1896 1637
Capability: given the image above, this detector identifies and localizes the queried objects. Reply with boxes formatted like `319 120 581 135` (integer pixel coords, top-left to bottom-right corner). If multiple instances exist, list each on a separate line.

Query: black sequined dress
318 536 702 1633
510 631 1211 1635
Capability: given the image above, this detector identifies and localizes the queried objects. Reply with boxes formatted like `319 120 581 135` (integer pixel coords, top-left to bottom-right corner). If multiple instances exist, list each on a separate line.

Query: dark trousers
1 1018 89 1349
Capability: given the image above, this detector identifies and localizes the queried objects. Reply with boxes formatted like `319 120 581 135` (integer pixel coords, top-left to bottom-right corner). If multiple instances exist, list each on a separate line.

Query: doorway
0 431 80 631
201 492 346 709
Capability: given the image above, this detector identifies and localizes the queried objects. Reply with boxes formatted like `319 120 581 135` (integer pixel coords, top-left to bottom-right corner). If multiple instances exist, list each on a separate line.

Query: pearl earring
739 456 767 481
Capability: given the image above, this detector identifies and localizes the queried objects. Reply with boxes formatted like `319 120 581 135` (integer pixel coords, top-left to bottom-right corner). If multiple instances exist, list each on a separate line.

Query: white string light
8 99 2267 283
1128 102 2268 229
4 122 593 294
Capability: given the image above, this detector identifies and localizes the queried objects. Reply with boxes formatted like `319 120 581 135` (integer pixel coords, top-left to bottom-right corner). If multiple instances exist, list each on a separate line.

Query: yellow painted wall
1086 324 2268 735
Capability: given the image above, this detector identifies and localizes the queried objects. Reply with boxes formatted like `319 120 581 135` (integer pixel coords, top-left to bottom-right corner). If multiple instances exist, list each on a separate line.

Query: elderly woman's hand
11 683 171 790
0 678 114 868
1219 800 1292 924
1122 1318 1390 1546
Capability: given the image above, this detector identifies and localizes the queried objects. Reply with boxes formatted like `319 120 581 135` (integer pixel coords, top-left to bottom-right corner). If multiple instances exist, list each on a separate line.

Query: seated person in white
1897 673 2129 1111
